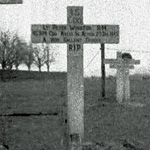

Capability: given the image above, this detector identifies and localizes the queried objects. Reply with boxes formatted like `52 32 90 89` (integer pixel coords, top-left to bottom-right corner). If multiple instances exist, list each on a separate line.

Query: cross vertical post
67 6 84 147
105 52 140 103
101 44 105 97
116 52 124 103
124 67 130 101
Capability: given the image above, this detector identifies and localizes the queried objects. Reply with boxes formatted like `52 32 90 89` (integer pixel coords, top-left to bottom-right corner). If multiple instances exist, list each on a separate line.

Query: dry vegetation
0 71 150 149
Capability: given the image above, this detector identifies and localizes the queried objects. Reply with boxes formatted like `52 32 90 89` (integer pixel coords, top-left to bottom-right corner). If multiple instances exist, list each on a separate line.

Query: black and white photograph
0 0 150 149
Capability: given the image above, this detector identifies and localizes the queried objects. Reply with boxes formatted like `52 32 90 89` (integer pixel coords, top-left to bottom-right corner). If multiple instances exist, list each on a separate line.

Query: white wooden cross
31 6 119 148
105 52 140 103
0 0 22 4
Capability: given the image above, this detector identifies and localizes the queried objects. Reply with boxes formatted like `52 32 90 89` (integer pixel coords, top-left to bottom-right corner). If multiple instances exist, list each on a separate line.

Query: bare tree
0 30 11 71
12 36 28 70
0 30 28 81
0 30 13 80
0 30 27 71
24 42 34 71
33 44 46 72
42 44 56 72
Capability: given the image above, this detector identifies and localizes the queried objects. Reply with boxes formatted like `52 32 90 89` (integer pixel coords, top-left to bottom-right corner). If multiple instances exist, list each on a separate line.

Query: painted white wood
105 52 140 103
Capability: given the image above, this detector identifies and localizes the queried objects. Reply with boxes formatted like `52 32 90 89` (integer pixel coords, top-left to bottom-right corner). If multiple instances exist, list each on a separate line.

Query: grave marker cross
31 6 119 148
105 52 140 103
0 0 22 4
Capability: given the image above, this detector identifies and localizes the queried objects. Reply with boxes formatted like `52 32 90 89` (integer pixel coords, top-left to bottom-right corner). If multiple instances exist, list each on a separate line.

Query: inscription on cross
31 6 119 148
105 52 140 103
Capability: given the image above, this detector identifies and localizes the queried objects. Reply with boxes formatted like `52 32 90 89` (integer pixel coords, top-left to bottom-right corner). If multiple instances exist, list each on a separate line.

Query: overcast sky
0 0 150 76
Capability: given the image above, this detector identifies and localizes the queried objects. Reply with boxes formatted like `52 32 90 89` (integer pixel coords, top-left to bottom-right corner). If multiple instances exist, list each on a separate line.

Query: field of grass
0 71 150 149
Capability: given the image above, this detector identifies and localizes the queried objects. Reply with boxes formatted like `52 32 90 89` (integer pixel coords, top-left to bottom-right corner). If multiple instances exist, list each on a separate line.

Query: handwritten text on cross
31 7 119 44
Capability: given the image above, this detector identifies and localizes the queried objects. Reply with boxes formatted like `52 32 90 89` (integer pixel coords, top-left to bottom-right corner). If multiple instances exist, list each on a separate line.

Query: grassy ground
84 76 150 149
0 73 150 149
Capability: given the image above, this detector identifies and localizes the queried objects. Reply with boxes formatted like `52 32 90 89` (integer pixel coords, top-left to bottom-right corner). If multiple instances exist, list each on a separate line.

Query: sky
0 0 150 77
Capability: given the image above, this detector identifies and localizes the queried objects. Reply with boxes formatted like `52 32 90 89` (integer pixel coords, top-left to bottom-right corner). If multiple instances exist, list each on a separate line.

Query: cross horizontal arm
104 59 118 64
0 0 22 4
110 64 134 69
31 24 119 44
105 59 140 65
124 59 140 65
